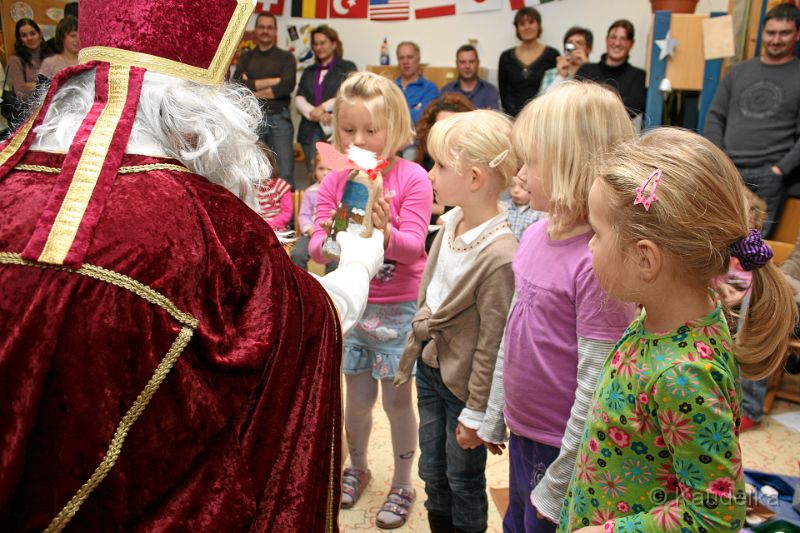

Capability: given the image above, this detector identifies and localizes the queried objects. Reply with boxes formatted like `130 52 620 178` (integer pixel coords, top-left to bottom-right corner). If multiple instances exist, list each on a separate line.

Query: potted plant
651 0 699 13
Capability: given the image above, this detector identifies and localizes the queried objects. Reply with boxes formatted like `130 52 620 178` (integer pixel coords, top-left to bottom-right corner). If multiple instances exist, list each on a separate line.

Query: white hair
32 69 272 211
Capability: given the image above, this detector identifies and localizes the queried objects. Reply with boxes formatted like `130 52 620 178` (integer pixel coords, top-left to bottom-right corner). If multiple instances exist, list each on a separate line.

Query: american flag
369 0 409 20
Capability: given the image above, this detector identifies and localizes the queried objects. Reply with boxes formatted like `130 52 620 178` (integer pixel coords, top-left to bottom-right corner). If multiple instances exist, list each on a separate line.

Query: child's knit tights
344 371 417 488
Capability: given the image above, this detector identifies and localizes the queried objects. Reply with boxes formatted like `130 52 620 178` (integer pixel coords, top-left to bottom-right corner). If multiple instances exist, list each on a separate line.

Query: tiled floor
338 380 800 532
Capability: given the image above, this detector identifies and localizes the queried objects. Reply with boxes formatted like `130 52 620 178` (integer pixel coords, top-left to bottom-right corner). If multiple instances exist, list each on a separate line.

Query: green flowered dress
557 304 746 533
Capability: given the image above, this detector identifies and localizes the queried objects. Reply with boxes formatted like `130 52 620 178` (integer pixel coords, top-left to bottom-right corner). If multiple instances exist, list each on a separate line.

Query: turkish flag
258 0 286 15
330 0 368 17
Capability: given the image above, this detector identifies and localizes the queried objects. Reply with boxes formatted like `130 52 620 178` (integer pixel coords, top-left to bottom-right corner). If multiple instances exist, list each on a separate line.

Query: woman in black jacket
294 25 357 169
498 7 558 117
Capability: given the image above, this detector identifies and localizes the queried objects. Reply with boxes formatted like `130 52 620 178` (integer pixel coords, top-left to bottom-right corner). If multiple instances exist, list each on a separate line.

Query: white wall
274 0 728 85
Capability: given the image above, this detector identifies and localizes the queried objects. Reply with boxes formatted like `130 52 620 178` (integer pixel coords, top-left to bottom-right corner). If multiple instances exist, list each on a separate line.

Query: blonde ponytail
736 261 798 379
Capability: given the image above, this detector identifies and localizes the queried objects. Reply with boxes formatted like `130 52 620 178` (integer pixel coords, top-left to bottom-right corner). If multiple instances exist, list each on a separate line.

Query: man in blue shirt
441 45 499 110
396 41 439 124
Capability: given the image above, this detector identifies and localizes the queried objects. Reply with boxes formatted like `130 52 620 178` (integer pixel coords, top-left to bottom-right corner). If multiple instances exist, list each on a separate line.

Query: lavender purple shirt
298 183 319 233
503 220 634 446
309 158 433 303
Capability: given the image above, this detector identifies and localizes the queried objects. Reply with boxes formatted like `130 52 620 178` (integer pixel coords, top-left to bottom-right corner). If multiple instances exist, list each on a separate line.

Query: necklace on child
448 222 509 253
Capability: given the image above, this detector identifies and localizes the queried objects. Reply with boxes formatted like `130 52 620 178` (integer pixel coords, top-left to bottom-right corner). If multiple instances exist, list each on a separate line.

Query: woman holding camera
498 7 558 117
537 26 593 95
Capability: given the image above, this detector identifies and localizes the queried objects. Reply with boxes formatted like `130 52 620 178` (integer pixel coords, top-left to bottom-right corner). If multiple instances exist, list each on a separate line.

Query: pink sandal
341 467 371 509
376 486 416 529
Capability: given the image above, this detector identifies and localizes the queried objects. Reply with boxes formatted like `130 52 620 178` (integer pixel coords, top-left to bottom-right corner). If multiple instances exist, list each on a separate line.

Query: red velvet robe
0 151 342 531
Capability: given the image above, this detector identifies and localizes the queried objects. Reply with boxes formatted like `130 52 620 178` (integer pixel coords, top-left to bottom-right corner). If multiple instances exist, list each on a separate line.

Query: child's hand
319 208 337 235
717 282 745 307
371 195 392 248
455 423 482 450
573 526 605 533
481 439 505 455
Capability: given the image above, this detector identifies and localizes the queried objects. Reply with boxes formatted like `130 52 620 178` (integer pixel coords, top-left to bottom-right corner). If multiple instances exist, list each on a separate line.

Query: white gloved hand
336 229 385 280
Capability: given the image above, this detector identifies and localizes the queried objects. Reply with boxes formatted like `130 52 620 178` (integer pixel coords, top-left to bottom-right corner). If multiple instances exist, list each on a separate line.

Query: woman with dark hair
576 19 646 119
39 16 79 80
498 7 558 117
294 25 356 170
7 18 47 101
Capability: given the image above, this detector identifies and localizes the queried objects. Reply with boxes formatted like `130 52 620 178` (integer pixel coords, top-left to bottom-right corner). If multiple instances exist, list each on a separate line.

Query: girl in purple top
290 153 329 270
477 83 636 533
309 72 432 529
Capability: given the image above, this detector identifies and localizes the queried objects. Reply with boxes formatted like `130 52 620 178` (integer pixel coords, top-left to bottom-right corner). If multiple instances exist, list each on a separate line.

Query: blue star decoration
655 31 679 61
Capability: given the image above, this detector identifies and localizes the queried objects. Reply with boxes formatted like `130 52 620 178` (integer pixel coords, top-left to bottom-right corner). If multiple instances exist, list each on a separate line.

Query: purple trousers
502 433 560 533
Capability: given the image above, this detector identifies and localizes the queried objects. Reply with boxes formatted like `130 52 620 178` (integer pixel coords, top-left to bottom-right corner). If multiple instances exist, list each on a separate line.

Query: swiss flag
330 0 368 17
258 0 286 15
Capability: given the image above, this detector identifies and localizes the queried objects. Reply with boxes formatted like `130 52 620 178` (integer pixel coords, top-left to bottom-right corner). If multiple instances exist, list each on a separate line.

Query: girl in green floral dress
557 128 797 533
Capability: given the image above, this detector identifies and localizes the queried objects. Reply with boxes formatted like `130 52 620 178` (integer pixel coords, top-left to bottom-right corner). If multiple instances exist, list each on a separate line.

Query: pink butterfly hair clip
633 169 662 211
315 142 389 181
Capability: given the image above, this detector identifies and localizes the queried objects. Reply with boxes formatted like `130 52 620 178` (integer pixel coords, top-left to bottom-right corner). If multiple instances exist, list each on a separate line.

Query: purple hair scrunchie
730 228 773 271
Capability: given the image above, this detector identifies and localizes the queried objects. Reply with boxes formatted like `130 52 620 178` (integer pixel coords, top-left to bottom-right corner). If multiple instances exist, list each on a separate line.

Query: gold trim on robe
0 252 197 533
37 64 133 265
78 0 253 86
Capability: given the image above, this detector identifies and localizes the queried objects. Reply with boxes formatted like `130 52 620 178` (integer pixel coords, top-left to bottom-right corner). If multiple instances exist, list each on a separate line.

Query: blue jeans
301 126 328 173
261 107 295 190
503 434 559 533
417 360 488 533
738 164 786 238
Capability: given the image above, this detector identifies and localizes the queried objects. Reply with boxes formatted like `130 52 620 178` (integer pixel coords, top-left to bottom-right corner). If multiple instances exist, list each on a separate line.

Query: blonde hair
512 81 634 233
427 110 518 188
332 72 414 159
598 127 797 380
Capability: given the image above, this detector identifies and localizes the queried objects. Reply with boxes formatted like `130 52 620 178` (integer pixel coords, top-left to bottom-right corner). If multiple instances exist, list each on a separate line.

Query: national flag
330 0 368 18
369 0 409 21
257 0 286 15
291 0 328 18
414 0 455 19
457 0 500 13
508 0 555 9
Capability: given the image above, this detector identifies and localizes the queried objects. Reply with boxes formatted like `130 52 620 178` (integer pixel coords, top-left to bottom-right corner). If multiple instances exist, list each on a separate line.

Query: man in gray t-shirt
704 4 800 237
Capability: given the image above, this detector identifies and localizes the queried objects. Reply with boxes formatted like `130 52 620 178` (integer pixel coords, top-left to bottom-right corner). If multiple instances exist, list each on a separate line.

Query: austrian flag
414 0 455 18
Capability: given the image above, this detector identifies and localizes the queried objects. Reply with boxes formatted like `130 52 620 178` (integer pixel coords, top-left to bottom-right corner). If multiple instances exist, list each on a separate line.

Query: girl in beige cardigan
394 110 518 533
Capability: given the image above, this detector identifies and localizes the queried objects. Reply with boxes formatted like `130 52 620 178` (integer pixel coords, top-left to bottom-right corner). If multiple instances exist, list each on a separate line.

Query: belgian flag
291 0 328 18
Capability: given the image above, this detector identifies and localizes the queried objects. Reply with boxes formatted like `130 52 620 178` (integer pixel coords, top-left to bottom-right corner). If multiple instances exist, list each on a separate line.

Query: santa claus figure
0 1 384 531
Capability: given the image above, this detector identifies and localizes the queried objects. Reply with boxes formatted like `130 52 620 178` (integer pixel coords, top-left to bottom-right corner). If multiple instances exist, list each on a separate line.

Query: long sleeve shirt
257 177 293 231
558 305 746 533
704 57 800 175
233 46 297 113
298 184 319 234
440 78 499 110
395 75 439 124
309 158 432 303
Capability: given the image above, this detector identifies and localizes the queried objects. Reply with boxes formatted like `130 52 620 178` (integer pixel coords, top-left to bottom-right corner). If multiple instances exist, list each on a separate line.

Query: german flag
291 0 328 18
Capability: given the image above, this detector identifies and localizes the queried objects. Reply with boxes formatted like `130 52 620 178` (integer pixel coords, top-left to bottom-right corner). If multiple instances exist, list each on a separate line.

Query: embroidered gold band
0 252 198 533
44 326 194 533
14 163 192 175
38 64 133 265
324 294 341 533
78 0 252 85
